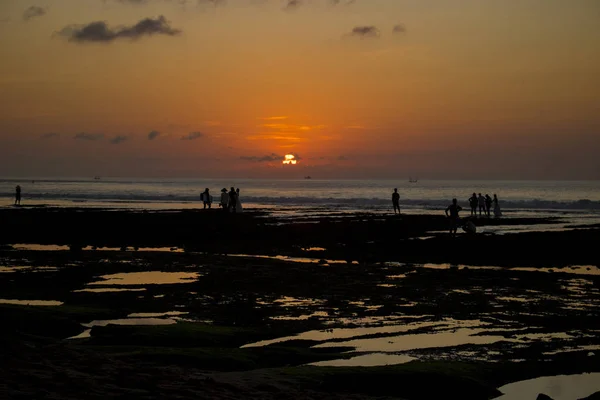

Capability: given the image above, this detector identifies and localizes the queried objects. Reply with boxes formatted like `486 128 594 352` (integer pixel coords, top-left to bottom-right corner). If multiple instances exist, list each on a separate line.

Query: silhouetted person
445 198 462 237
15 185 21 206
468 193 477 216
201 188 212 209
477 193 485 217
392 188 400 214
493 194 502 218
485 194 492 217
235 188 243 213
219 188 229 211
228 187 238 213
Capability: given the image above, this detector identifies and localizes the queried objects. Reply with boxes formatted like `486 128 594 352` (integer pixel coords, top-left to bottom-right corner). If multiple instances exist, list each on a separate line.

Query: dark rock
537 394 554 400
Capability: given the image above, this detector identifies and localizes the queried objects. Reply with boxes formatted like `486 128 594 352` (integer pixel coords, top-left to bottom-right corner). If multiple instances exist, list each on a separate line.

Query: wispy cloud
283 0 302 11
260 123 325 131
40 132 59 139
246 134 305 142
347 26 380 39
110 135 128 144
203 120 221 126
56 15 181 43
148 130 161 140
23 6 46 21
393 24 407 34
240 153 283 162
74 132 104 141
181 131 203 140
260 116 289 121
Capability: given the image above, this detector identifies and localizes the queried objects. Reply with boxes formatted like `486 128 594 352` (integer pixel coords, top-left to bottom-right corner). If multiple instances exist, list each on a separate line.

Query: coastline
1 208 599 399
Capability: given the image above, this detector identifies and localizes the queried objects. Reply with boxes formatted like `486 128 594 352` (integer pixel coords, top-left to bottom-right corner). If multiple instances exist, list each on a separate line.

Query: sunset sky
0 0 599 179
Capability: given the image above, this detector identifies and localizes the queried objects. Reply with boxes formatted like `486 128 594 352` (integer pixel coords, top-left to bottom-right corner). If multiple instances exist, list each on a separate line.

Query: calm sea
1 178 599 217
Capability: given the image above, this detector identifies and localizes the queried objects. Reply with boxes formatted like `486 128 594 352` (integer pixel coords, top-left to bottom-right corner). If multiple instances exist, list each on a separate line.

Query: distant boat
94 176 101 180
304 176 312 179
409 177 418 183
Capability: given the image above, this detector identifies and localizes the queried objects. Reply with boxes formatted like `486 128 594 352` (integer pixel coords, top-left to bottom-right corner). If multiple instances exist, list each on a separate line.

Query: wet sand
1 208 599 399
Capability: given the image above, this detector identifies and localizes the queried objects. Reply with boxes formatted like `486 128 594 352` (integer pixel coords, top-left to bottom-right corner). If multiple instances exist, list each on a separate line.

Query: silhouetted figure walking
15 185 21 206
477 193 485 217
392 188 400 214
201 188 212 209
228 187 238 213
468 193 477 216
445 198 462 237
485 194 492 217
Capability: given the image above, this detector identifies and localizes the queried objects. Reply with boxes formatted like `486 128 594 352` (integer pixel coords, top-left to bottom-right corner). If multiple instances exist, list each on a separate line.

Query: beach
1 206 599 399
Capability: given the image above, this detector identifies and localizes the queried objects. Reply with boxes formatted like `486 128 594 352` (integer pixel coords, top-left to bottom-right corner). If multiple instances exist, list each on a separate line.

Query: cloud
74 132 104 141
115 0 150 3
57 15 181 43
181 131 203 140
40 132 59 139
147 130 161 140
23 6 46 21
348 26 380 38
393 24 406 34
284 0 302 10
110 135 128 144
260 116 289 121
240 153 283 162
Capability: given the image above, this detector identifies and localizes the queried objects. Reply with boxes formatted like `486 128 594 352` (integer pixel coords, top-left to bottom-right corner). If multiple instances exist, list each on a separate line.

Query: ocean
1 178 599 218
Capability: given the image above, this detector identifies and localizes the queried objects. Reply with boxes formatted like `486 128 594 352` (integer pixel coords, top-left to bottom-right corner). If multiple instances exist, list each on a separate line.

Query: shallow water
242 318 479 348
0 299 63 306
74 288 147 293
82 318 177 328
127 311 188 318
9 244 184 253
309 353 416 367
0 265 58 273
228 254 359 265
313 327 509 353
87 271 200 286
494 372 600 400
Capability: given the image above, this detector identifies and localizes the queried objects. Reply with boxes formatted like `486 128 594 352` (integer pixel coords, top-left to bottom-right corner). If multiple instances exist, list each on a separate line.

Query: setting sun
282 154 297 165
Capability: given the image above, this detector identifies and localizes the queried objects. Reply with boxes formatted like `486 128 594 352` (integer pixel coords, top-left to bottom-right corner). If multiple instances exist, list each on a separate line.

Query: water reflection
88 271 200 286
309 353 416 367
494 372 600 400
0 299 63 306
82 318 177 327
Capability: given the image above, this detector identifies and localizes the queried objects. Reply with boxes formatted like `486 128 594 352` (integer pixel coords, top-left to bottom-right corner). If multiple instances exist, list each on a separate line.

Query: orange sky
0 0 599 179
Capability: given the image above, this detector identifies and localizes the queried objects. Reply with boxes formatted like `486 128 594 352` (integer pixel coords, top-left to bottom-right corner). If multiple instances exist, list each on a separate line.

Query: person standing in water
468 193 477 216
392 188 400 215
201 188 212 209
445 198 462 237
228 187 238 213
484 194 492 217
219 188 229 211
235 188 243 213
477 193 485 217
493 194 502 218
15 185 21 206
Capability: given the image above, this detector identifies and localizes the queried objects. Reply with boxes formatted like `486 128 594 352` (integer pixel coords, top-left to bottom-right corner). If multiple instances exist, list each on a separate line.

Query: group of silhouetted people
200 187 243 213
444 193 503 237
468 193 502 218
